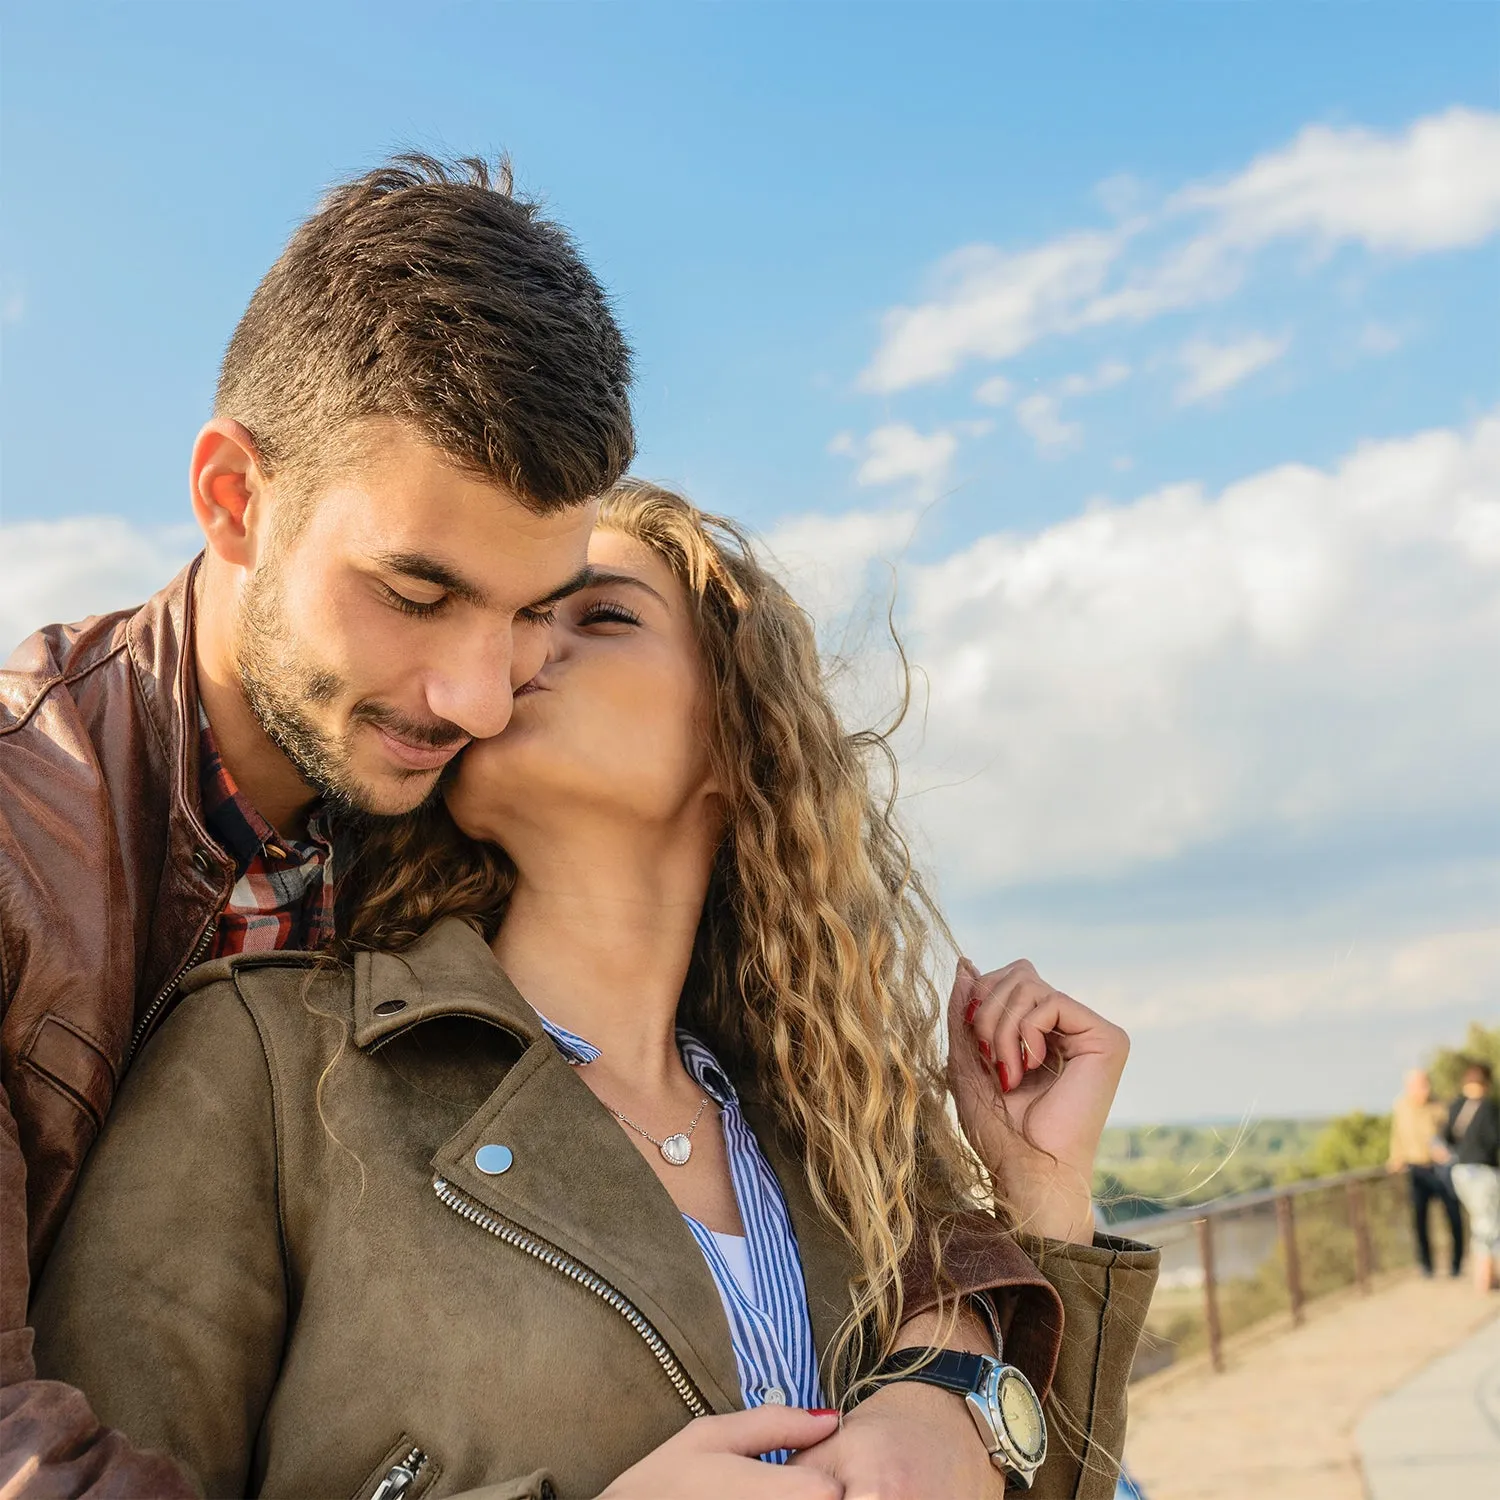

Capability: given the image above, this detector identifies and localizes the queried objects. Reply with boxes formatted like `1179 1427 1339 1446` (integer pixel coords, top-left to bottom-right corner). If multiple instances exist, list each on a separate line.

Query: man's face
235 421 597 818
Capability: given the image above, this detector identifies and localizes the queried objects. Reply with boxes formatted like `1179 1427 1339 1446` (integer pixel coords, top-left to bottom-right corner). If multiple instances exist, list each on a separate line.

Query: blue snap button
474 1143 514 1175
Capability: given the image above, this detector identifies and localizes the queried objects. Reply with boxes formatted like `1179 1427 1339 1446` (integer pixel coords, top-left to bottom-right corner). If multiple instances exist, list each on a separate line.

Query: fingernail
808 1407 839 1416
964 995 980 1026
978 1038 991 1060
999 1062 1011 1092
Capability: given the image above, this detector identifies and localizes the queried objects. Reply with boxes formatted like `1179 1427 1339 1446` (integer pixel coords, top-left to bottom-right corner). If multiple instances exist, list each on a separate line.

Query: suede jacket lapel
352 920 746 1414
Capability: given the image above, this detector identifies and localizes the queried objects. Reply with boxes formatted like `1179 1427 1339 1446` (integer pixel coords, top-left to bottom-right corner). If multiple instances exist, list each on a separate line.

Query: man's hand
788 1380 1002 1500
789 1305 1004 1499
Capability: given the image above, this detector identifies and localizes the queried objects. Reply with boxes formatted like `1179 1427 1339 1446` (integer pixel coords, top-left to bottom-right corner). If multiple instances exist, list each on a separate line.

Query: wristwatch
865 1347 1047 1489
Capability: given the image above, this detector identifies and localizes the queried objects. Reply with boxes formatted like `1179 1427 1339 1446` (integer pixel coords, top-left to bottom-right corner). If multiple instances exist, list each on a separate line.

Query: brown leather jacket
1 560 229 1496
1 564 1158 1497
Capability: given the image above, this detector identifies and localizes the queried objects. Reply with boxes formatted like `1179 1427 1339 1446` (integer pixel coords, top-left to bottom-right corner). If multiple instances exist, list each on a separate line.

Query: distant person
1387 1068 1464 1278
1444 1060 1500 1295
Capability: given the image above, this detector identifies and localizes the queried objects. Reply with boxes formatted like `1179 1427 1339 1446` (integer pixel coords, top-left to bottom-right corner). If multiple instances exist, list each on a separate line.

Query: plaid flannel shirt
199 708 335 958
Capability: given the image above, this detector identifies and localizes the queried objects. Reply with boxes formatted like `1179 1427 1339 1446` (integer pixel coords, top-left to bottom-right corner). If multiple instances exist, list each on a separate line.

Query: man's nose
424 629 517 742
510 617 554 689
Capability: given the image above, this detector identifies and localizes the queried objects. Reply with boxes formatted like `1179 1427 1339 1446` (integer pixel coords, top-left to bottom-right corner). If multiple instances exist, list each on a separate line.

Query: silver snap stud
373 999 406 1016
474 1143 514 1175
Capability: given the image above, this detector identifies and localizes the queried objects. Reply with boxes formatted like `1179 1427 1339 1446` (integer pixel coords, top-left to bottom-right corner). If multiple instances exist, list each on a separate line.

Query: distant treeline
1094 1020 1499 1224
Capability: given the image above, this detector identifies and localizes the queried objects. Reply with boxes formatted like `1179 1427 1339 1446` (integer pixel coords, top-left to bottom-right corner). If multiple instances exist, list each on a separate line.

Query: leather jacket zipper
432 1175 711 1418
127 917 217 1065
369 1447 427 1500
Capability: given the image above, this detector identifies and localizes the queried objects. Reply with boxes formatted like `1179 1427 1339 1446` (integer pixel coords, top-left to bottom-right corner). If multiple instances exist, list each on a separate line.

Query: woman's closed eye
576 599 643 629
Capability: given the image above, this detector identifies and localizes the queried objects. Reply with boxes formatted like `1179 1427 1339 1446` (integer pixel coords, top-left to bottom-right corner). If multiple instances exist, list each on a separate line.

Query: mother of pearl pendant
660 1133 692 1166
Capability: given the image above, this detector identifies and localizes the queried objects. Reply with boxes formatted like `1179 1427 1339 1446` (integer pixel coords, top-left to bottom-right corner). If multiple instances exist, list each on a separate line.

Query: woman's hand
597 1407 843 1500
947 957 1129 1244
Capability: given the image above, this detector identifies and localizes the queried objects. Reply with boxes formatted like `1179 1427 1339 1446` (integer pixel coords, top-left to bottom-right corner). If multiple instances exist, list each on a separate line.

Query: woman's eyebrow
581 569 669 607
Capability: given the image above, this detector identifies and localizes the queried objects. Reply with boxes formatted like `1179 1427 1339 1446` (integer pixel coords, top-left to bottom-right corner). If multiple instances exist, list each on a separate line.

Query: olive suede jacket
32 919 1158 1500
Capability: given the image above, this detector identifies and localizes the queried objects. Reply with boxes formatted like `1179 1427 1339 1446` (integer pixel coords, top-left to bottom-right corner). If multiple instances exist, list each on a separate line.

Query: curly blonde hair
337 478 996 1394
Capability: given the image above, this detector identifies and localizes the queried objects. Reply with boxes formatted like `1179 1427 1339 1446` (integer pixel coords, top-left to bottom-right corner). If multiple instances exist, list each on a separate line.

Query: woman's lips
372 724 470 771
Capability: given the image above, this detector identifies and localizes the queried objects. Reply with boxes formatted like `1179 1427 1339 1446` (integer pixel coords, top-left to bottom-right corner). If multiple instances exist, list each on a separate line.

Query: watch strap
872 1346 993 1397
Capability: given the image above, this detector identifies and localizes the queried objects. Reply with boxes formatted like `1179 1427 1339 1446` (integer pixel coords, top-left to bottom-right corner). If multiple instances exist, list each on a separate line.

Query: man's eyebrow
373 551 489 607
576 569 669 607
525 565 600 611
372 557 602 614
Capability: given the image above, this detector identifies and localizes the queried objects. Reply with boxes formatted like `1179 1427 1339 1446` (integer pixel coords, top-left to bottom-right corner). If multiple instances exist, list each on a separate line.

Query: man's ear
190 418 272 570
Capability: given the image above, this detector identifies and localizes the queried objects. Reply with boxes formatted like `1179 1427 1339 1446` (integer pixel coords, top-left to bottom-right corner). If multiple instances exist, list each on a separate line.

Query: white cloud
1014 394 1081 453
1058 359 1132 398
2 517 200 661
781 410 1500 898
1176 332 1291 405
781 411 1500 1097
761 506 919 625
1176 105 1500 256
859 107 1500 392
1008 359 1134 453
902 411 1500 888
831 421 964 501
975 374 1014 407
860 231 1125 393
1097 924 1500 1032
1358 321 1405 356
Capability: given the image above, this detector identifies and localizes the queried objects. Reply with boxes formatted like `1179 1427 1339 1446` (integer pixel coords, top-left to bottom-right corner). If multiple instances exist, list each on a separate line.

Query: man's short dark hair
217 153 634 512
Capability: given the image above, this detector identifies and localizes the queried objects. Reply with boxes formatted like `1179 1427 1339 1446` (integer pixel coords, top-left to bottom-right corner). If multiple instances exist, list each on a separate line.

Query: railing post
1196 1216 1224 1372
1277 1193 1304 1326
1348 1179 1372 1294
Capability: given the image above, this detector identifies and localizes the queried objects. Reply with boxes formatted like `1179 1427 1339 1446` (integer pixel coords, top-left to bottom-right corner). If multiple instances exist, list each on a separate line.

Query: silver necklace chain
609 1095 712 1166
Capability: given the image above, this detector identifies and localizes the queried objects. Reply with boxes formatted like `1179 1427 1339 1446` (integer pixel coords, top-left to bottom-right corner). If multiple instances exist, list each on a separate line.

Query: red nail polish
978 1038 991 1060
999 1062 1011 1092
809 1408 839 1417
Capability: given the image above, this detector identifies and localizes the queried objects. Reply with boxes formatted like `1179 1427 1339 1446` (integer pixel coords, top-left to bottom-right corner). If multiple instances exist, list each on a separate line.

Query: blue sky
4 2 1498 1120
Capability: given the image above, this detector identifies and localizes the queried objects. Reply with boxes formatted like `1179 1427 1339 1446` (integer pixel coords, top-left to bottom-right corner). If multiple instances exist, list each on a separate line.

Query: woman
33 481 1157 1499
1445 1060 1500 1294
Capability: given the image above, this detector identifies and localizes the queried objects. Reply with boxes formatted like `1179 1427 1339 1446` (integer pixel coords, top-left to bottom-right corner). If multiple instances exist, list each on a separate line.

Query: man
1387 1068 1463 1279
1 154 633 1494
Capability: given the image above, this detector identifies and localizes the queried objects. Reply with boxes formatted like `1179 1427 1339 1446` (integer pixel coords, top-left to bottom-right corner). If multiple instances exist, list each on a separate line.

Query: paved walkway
1357 1311 1500 1496
1123 1273 1498 1500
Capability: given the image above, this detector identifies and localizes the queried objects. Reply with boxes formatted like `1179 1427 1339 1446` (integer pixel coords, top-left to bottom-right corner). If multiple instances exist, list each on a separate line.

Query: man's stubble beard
235 560 445 827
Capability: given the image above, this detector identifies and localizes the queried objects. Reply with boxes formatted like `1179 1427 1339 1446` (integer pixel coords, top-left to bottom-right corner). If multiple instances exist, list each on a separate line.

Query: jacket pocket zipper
432 1175 711 1418
127 917 218 1066
369 1447 427 1500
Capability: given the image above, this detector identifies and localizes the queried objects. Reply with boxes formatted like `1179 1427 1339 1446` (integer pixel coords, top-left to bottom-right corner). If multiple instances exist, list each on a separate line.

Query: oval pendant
660 1133 692 1166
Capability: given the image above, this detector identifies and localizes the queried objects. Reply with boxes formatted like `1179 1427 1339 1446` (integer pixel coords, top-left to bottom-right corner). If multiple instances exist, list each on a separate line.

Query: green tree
1429 1022 1500 1100
1302 1110 1391 1177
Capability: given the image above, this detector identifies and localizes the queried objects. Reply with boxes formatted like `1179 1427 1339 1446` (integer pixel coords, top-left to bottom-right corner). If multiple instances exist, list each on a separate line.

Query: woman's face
446 527 720 847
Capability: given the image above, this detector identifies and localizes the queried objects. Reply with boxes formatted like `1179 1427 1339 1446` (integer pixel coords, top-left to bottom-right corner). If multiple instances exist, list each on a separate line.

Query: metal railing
1112 1165 1448 1378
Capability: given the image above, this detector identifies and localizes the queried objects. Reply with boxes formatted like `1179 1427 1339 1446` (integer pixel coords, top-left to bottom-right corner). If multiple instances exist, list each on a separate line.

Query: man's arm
1 1079 198 1499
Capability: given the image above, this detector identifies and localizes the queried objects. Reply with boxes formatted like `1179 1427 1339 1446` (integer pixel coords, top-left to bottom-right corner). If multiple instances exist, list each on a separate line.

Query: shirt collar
535 1012 735 1108
198 701 331 874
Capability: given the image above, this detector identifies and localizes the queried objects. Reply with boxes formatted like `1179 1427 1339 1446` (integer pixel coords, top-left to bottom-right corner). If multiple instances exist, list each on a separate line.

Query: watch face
998 1373 1045 1461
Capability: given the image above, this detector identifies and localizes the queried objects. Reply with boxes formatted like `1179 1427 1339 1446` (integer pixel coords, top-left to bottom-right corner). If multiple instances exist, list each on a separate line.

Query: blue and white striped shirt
537 1014 824 1450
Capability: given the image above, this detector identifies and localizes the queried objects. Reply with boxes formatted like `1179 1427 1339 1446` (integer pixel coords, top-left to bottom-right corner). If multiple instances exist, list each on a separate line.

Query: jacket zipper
432 1175 711 1418
127 918 217 1065
369 1448 427 1500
